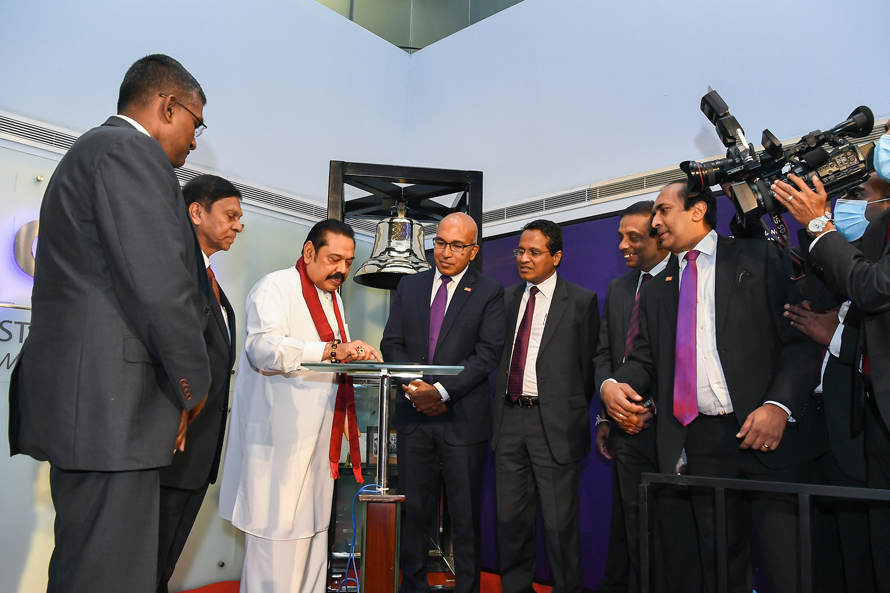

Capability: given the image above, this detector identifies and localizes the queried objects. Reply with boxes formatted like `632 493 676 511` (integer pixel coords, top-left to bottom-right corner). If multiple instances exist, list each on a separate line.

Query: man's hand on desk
403 380 447 417
335 340 383 363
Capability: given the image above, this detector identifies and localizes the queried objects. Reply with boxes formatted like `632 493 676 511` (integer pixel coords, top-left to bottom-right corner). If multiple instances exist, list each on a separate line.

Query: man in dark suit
594 201 700 593
601 181 822 593
381 212 506 593
156 175 243 592
773 160 890 591
8 55 212 593
490 219 597 593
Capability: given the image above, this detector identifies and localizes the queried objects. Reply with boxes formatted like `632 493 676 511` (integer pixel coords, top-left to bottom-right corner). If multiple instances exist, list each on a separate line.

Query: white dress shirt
113 114 150 136
679 230 792 419
814 301 850 394
430 266 470 401
508 271 558 397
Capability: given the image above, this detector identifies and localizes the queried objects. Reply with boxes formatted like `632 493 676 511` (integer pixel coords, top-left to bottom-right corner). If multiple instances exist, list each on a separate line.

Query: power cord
337 483 381 593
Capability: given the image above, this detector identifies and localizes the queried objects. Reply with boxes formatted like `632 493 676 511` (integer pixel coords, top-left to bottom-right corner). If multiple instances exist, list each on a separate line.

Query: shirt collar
527 270 557 299
679 229 718 261
643 253 671 277
113 114 151 137
201 250 211 269
435 264 469 288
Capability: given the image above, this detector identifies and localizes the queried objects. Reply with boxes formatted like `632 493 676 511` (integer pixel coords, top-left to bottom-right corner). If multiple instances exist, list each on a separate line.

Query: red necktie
507 286 539 401
673 251 700 426
207 266 221 305
625 272 652 356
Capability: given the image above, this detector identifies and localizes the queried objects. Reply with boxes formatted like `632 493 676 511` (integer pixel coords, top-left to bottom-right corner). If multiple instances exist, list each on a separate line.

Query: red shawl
296 257 363 483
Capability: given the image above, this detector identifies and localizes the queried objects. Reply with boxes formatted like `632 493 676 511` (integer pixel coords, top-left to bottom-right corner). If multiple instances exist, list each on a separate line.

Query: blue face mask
834 199 869 241
875 134 890 183
834 197 890 241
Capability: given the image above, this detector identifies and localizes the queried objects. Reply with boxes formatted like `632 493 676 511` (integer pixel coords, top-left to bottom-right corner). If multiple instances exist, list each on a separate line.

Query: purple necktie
428 275 452 362
507 286 539 401
673 250 700 427
625 272 652 357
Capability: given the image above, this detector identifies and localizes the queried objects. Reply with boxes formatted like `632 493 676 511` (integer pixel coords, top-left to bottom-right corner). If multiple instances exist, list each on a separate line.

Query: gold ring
357 347 365 354
762 443 770 450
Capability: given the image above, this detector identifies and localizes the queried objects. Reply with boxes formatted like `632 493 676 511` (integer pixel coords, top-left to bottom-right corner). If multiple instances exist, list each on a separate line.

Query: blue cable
337 483 381 593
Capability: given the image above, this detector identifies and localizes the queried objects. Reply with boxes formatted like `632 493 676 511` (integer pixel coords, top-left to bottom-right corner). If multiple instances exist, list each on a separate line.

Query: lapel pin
665 276 673 281
464 287 472 292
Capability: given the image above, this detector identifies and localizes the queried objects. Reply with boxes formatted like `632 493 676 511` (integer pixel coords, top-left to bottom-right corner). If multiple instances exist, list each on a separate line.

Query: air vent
544 189 588 209
0 114 77 151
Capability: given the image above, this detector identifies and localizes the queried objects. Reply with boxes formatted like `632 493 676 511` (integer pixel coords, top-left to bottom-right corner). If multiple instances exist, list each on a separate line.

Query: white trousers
240 531 328 593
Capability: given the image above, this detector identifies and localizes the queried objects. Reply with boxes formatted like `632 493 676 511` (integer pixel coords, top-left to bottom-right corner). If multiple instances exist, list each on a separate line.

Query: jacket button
185 393 192 401
231 370 235 375
219 404 227 412
203 307 211 316
180 379 187 386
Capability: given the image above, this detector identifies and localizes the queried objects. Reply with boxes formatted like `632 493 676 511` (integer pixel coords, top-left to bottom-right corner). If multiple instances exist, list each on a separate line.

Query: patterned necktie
625 272 652 356
507 286 540 401
207 266 221 305
673 250 700 426
428 276 452 362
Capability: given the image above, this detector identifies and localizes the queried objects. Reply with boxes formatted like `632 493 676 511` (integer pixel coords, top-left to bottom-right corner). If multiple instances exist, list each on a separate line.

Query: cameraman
772 131 890 590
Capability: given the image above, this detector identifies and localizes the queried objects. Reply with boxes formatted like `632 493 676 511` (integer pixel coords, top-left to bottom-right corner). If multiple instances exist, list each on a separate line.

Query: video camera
681 89 875 241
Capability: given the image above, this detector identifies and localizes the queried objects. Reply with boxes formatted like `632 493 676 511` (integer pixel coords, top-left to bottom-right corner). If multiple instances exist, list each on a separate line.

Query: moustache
326 272 346 281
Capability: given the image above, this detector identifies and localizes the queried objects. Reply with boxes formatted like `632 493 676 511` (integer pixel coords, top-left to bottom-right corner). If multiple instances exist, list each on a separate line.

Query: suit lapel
538 276 567 355
434 267 477 354
619 272 637 339
219 287 236 363
504 283 525 343
660 256 680 339
714 236 738 336
863 208 890 259
419 270 435 352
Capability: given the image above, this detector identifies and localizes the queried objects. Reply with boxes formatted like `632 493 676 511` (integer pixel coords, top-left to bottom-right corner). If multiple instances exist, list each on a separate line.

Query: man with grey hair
9 54 212 593
381 212 506 593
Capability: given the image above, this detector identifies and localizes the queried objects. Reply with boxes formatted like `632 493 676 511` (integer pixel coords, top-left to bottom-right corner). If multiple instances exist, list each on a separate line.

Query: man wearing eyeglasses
9 55 212 593
381 212 506 593
491 219 598 593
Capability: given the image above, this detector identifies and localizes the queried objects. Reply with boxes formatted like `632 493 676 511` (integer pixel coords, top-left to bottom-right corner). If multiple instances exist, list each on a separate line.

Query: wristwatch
806 215 831 237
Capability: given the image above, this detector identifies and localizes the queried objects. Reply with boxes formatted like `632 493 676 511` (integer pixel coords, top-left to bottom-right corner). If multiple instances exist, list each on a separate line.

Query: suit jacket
614 236 824 473
161 282 237 490
8 117 211 472
593 257 677 392
491 276 598 464
381 267 507 446
809 208 890 424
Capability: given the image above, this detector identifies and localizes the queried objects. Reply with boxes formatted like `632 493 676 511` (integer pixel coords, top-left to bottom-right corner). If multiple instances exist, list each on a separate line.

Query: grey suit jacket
8 116 212 472
492 275 599 465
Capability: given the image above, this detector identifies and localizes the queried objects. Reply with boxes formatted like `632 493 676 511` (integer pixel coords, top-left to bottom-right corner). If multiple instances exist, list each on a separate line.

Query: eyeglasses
513 248 549 258
433 238 476 253
159 94 207 137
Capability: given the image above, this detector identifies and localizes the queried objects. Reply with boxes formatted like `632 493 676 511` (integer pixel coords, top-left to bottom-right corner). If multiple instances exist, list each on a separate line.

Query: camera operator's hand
736 403 788 452
771 174 833 229
784 301 839 347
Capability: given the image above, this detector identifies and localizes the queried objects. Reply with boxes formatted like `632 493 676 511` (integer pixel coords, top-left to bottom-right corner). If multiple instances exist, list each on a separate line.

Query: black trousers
866 395 890 593
48 465 159 593
813 450 874 593
397 423 487 593
494 404 583 593
612 421 700 593
156 483 210 593
599 459 630 593
684 414 814 593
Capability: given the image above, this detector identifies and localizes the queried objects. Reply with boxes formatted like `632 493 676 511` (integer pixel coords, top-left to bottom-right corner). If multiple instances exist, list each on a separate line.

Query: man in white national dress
219 219 382 593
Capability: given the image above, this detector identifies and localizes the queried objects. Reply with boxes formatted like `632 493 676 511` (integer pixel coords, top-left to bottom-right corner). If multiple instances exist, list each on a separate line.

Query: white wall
404 0 890 208
0 0 409 203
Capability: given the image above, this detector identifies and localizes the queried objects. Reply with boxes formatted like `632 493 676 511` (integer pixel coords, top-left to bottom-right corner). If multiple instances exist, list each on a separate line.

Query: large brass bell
353 203 431 290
